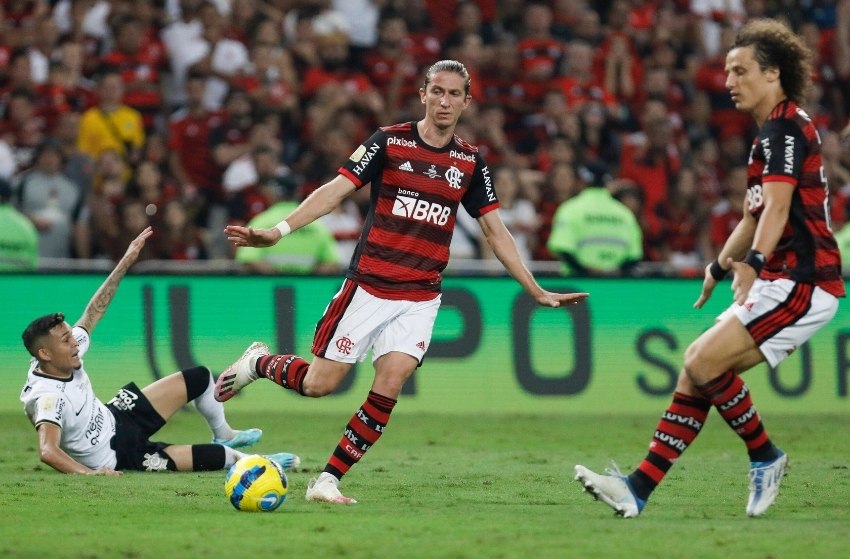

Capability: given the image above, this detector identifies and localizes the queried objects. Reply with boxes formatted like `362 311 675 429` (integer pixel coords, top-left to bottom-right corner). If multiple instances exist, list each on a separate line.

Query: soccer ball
224 455 288 512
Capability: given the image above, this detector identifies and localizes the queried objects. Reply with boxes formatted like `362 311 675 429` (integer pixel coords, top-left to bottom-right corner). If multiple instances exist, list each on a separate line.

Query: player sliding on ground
216 60 588 504
575 18 843 518
20 226 300 475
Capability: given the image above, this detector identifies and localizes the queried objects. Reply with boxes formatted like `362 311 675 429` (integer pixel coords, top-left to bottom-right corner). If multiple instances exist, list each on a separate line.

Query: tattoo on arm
76 262 130 333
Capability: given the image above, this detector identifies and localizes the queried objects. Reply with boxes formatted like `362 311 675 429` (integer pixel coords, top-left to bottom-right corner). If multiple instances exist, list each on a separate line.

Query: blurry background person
547 164 643 276
0 176 38 271
235 167 339 275
14 138 86 259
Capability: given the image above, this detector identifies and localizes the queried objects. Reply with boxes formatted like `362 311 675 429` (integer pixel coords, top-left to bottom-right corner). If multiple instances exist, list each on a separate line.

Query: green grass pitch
1 409 848 559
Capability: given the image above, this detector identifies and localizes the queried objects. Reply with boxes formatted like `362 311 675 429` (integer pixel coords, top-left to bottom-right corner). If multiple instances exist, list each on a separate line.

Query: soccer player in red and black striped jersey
218 60 588 504
577 19 844 518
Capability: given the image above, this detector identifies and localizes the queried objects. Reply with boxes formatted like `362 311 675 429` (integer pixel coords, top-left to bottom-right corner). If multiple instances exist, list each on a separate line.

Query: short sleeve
338 129 387 188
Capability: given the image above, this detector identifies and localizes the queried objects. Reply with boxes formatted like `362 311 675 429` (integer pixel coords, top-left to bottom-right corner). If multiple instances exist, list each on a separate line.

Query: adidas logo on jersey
398 161 414 172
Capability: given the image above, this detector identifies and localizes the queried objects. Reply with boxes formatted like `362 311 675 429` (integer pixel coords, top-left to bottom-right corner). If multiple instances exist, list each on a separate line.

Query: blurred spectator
694 24 753 142
709 164 747 258
480 34 533 127
516 0 563 104
691 0 745 57
224 143 293 225
443 1 498 49
0 86 46 172
52 111 94 198
618 101 681 231
14 138 86 258
160 0 204 108
331 0 380 56
556 40 620 118
187 5 250 111
363 9 420 122
823 130 850 230
301 19 384 123
547 164 643 276
835 220 850 275
320 193 363 268
77 70 145 166
234 178 339 275
0 176 38 271
26 14 60 85
100 14 166 131
646 166 711 270
127 159 176 227
86 149 129 259
482 166 538 262
168 71 225 220
534 161 580 261
155 198 209 260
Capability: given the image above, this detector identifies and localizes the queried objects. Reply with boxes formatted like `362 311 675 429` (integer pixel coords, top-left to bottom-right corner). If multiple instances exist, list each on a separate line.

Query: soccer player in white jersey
20 226 299 474
216 60 589 503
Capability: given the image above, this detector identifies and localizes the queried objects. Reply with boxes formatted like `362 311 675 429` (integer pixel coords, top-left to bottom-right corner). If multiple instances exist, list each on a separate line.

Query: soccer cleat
575 464 646 518
214 342 269 402
746 450 788 517
264 452 301 471
213 428 263 449
306 472 357 504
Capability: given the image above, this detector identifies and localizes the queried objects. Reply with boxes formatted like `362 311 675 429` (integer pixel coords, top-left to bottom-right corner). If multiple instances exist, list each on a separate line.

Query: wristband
274 220 291 237
709 259 728 281
743 249 766 274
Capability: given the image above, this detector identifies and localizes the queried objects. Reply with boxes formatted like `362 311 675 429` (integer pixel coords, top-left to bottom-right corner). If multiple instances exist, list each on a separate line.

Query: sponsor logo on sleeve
352 142 380 175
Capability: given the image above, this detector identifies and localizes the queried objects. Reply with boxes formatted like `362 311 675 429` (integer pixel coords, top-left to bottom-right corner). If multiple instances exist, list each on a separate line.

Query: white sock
194 375 234 441
223 447 245 467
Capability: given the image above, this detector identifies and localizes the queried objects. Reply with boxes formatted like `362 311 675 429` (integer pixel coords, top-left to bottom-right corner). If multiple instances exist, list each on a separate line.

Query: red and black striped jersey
747 100 844 297
338 121 500 301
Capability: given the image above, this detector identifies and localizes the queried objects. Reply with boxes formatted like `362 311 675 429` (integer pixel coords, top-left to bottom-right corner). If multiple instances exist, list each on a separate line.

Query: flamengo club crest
336 336 354 355
445 165 463 189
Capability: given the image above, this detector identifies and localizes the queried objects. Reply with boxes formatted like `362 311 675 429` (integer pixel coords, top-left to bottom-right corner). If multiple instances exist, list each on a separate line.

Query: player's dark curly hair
732 19 812 104
423 60 471 96
22 313 66 357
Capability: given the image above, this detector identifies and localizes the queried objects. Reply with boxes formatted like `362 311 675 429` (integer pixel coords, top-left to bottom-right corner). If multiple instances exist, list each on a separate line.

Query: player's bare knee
300 375 337 397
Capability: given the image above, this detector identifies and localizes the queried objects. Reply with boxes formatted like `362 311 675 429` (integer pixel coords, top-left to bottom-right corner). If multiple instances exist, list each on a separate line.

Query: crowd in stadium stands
2 0 850 275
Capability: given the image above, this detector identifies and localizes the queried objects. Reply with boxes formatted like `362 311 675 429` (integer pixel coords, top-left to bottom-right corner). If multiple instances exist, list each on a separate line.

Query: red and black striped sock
697 370 778 462
628 392 711 500
256 354 309 395
324 391 396 480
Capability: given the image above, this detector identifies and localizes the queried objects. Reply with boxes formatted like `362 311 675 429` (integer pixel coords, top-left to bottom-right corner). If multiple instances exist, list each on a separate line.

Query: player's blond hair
423 60 471 96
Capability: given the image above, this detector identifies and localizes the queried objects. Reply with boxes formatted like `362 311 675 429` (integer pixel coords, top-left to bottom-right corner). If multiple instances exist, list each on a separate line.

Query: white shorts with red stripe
311 279 441 364
718 278 839 367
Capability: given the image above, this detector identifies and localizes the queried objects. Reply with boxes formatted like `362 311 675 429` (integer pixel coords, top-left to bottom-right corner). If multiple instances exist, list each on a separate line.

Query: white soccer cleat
575 464 646 518
214 342 269 402
306 472 357 504
746 451 788 517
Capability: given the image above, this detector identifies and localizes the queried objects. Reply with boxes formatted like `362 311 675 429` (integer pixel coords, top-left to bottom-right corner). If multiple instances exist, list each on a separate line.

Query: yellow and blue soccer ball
224 455 288 512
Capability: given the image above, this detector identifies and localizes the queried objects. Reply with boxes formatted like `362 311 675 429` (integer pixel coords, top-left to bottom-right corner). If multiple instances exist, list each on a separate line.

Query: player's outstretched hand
119 225 153 266
88 467 123 476
224 225 282 248
536 291 589 308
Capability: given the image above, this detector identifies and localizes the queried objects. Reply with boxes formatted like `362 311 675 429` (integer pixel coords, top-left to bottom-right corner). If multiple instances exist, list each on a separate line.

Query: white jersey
19 327 117 469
